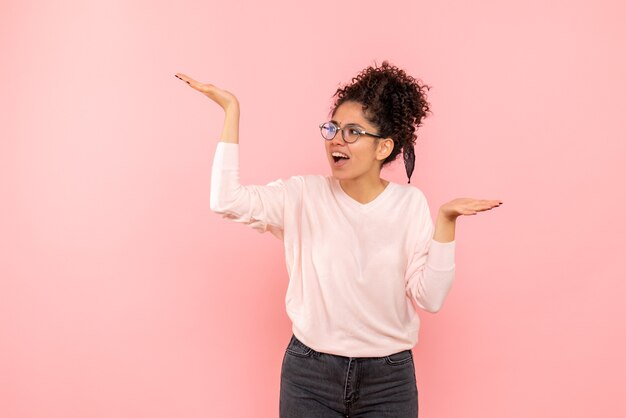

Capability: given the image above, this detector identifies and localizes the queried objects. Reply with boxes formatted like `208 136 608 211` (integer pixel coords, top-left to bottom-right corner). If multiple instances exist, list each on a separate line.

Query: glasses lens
320 122 337 140
343 126 361 143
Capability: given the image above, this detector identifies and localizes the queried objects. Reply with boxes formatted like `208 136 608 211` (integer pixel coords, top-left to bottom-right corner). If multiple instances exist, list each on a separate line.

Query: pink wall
2 0 625 417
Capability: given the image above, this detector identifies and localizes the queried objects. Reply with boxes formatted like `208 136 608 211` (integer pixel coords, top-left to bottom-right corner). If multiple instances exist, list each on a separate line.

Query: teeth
331 152 349 158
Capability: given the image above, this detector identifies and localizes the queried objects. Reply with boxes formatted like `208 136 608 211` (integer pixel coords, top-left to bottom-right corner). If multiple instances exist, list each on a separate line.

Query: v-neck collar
330 176 396 212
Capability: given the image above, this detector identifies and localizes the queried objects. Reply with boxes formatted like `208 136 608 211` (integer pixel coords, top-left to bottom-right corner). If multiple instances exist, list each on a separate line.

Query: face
324 101 394 181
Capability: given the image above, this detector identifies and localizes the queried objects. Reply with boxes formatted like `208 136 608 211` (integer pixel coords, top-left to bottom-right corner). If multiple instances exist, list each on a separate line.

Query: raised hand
440 198 503 221
175 73 239 112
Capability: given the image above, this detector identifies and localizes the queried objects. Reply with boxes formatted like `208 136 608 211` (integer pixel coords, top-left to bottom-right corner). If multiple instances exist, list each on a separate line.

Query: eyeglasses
319 121 383 143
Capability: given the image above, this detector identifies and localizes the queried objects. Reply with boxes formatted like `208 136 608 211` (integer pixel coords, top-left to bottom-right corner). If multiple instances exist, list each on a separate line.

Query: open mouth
332 152 350 163
331 154 350 168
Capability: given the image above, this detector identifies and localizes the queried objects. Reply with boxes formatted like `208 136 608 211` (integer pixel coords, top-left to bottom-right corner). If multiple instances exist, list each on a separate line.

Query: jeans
279 334 418 417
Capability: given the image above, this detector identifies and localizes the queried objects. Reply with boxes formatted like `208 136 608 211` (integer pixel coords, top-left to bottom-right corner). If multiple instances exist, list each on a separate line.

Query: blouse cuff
427 239 456 271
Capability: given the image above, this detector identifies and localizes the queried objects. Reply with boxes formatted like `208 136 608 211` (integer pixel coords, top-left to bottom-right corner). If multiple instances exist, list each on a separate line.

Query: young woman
176 61 501 418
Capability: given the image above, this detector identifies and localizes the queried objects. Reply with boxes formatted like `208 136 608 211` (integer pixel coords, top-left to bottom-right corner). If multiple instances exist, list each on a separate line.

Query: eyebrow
330 119 363 128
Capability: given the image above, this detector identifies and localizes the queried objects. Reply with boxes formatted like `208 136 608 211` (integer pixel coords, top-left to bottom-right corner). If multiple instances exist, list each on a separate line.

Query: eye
348 127 361 135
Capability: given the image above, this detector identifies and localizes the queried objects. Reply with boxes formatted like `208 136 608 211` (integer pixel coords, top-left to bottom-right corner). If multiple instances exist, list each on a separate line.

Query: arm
209 139 289 238
433 208 456 243
174 73 292 238
405 196 456 313
219 105 240 144
175 72 240 144
405 194 504 312
209 100 292 238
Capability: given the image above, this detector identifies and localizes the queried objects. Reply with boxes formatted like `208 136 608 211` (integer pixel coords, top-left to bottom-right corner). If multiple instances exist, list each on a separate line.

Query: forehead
332 101 371 127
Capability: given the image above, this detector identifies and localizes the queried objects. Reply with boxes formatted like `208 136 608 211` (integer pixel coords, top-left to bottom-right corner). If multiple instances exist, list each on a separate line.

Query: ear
376 137 395 161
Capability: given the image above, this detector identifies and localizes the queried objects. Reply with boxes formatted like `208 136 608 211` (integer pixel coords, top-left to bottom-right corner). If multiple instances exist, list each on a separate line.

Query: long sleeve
404 193 456 313
209 141 292 239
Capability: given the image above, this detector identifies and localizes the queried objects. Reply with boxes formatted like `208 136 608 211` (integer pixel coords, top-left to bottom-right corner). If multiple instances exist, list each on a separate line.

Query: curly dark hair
329 60 432 183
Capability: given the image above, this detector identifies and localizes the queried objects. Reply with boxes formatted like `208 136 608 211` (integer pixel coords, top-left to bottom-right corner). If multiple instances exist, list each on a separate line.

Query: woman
176 61 501 417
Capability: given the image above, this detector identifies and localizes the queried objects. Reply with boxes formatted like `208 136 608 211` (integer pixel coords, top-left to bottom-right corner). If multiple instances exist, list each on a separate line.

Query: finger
475 201 502 210
176 75 215 95
175 74 191 86
468 202 493 210
175 73 203 88
473 199 502 205
480 199 500 206
175 73 195 83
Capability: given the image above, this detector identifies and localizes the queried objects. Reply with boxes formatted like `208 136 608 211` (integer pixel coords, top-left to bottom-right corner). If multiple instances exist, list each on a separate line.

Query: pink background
2 0 625 417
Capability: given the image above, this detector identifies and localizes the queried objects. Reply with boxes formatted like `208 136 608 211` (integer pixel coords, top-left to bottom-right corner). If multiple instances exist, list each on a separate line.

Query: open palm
440 198 502 220
175 73 239 111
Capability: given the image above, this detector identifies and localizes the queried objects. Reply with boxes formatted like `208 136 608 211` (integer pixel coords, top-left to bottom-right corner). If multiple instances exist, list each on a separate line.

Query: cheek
351 146 374 162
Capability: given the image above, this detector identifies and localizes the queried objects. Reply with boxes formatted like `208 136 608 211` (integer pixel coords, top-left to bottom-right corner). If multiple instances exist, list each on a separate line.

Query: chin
329 165 344 175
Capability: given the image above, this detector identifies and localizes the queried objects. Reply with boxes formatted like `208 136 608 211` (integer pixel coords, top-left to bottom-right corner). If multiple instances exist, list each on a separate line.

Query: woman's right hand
175 73 239 112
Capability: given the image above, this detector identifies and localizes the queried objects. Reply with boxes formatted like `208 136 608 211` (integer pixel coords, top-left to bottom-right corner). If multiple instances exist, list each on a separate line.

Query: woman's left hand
440 198 503 221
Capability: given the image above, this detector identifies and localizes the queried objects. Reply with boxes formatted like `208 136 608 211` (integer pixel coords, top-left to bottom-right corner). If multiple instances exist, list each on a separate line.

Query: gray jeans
279 334 418 417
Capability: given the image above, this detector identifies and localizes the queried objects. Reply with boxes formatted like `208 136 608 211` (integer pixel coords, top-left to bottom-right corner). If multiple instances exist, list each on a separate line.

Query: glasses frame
319 121 383 143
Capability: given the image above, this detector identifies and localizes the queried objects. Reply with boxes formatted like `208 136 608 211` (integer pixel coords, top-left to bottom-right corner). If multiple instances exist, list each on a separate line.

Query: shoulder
269 174 328 193
390 183 432 220
392 182 428 202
